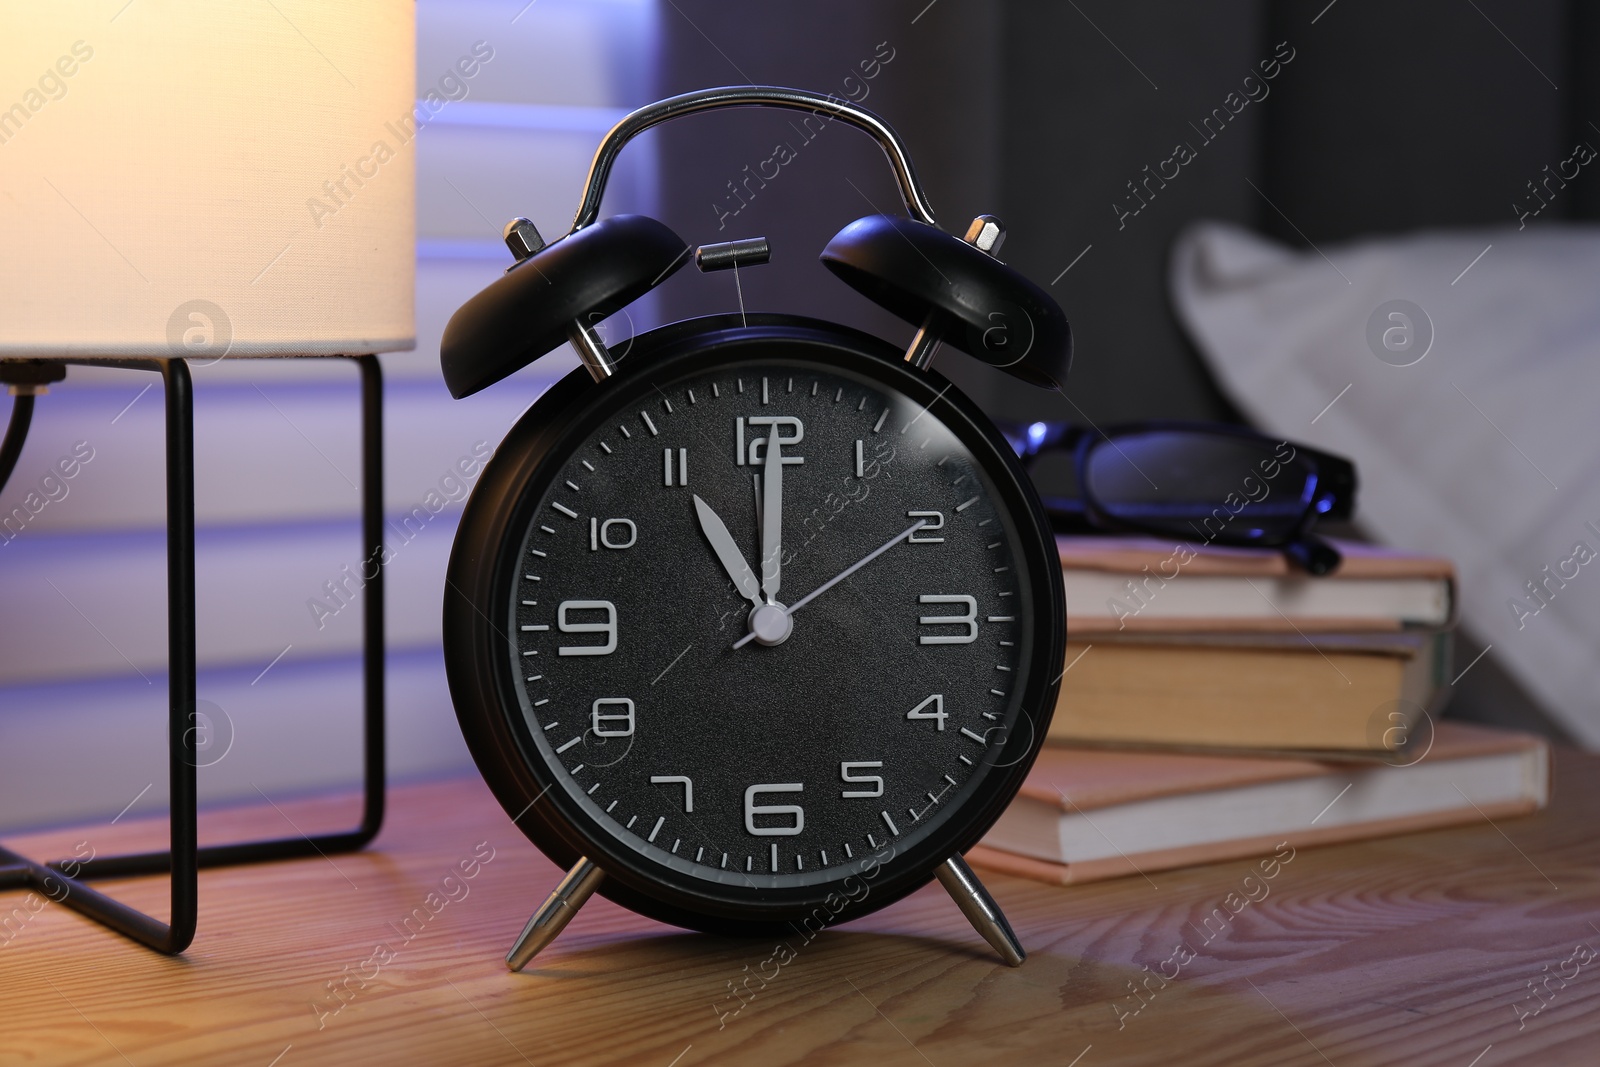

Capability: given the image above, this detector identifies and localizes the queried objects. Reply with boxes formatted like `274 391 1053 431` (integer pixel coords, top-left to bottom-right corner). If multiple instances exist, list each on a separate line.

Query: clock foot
506 857 606 972
935 854 1026 967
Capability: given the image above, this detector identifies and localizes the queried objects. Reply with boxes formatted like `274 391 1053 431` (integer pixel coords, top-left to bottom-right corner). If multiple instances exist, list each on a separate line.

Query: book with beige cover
1049 630 1450 751
970 722 1547 886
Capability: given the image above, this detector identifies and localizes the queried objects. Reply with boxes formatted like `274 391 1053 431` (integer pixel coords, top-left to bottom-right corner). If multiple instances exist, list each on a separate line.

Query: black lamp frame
0 354 386 954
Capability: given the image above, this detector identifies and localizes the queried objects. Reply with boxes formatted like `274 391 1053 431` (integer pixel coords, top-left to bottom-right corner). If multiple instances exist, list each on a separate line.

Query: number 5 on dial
840 761 883 798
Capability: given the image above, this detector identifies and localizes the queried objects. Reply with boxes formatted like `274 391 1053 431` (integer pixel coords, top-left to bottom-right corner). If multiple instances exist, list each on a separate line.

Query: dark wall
1260 0 1579 243
655 0 1594 429
996 0 1267 427
651 2 1006 411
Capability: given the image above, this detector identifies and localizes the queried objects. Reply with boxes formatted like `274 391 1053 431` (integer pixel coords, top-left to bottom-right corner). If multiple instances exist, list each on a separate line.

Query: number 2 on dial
907 510 944 542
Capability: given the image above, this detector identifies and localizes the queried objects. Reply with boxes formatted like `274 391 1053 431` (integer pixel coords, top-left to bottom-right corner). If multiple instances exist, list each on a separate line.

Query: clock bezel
445 313 1067 936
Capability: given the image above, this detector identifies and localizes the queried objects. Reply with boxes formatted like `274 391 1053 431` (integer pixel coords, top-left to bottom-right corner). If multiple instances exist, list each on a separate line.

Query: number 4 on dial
907 694 946 730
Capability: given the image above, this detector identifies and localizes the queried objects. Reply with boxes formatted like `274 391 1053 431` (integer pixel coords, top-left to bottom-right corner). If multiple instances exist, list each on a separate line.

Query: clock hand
693 494 762 607
733 518 925 649
760 424 782 602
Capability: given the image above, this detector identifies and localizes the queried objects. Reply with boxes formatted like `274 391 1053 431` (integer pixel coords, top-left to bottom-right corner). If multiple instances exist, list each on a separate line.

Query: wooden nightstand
3 750 1594 1066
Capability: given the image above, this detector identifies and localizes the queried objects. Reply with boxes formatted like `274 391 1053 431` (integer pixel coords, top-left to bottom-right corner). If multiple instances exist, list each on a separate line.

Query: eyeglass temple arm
1285 534 1342 576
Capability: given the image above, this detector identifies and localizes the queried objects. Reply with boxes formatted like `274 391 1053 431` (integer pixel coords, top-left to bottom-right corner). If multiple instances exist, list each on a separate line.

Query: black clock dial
447 316 1064 931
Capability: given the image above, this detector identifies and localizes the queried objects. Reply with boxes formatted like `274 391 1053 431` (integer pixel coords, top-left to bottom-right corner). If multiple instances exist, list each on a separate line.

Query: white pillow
1170 221 1600 747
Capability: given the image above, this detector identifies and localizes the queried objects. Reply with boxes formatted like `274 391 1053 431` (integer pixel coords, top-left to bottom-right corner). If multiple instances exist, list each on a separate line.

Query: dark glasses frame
1001 420 1357 575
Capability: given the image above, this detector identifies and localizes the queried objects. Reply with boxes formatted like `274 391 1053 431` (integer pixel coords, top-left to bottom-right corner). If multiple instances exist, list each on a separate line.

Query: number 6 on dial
744 783 805 836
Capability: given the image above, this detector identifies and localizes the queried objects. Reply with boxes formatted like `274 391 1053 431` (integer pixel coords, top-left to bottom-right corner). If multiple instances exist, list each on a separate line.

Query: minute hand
732 519 926 650
760 424 783 601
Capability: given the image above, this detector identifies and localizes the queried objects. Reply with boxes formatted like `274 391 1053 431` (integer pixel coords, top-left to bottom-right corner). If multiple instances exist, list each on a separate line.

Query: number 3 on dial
918 594 977 645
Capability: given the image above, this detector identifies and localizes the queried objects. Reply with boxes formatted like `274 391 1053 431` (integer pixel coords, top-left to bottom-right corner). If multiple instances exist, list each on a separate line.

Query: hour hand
693 494 762 607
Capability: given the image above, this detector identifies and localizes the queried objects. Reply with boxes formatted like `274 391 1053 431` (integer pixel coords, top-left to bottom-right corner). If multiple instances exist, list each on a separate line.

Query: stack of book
971 536 1550 885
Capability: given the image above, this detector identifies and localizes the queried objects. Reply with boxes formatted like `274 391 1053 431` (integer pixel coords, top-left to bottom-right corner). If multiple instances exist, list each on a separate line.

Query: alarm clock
439 86 1070 970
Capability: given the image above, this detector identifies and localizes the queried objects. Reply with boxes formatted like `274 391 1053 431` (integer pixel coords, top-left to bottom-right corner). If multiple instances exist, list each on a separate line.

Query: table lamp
0 1 414 955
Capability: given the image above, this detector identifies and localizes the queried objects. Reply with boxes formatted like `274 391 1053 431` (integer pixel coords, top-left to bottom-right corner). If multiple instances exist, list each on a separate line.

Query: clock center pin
748 603 792 646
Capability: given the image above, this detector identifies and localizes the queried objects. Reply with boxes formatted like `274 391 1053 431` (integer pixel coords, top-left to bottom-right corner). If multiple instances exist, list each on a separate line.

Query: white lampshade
0 1 415 358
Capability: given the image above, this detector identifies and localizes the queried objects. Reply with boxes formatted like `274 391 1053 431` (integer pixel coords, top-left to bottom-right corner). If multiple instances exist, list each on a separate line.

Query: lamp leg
935 854 1025 967
506 858 605 972
0 355 388 958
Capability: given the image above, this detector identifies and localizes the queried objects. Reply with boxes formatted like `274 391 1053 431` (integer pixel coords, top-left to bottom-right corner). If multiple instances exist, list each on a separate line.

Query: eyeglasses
1000 420 1357 575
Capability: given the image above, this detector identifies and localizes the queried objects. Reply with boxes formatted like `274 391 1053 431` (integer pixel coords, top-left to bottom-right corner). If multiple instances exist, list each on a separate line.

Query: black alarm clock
439 87 1070 970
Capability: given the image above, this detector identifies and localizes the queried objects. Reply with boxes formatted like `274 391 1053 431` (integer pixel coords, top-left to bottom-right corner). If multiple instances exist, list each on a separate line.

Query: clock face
448 318 1063 925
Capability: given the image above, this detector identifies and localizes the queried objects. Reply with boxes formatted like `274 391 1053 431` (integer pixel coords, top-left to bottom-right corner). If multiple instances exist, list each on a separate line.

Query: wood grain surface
2 750 1597 1067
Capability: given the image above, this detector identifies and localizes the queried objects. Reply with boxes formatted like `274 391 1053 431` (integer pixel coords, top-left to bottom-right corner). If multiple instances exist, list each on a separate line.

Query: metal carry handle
569 85 939 233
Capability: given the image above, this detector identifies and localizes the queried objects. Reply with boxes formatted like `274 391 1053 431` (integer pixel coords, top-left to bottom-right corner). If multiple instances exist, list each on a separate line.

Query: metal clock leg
506 857 606 971
935 854 1026 967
